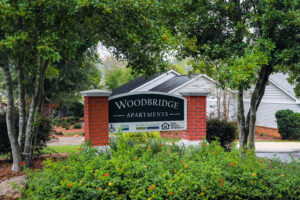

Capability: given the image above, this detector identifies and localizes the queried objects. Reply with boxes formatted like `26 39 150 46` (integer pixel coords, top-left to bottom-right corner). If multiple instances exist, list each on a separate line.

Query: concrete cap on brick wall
80 89 112 97
179 89 210 96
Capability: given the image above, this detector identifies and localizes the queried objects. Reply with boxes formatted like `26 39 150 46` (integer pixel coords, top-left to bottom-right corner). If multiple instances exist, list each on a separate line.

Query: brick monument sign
80 89 209 149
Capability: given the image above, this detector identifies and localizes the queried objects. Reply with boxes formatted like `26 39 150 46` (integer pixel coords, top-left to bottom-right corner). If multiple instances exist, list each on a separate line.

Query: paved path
47 137 84 146
240 142 300 163
254 142 300 152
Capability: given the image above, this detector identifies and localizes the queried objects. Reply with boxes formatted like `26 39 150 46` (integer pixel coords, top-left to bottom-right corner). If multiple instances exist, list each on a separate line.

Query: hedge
206 119 236 151
22 135 299 199
275 110 300 140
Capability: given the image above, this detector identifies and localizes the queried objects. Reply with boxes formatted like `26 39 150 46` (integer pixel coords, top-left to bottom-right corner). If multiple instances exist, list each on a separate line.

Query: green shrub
22 139 300 199
73 123 82 129
54 117 77 128
0 114 18 156
275 110 300 140
66 116 77 125
123 132 160 144
69 101 84 117
206 119 236 151
55 131 63 135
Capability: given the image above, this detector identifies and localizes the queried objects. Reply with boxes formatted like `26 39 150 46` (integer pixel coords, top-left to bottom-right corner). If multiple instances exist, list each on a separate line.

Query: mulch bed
255 126 281 141
54 125 84 135
0 154 68 182
53 117 84 136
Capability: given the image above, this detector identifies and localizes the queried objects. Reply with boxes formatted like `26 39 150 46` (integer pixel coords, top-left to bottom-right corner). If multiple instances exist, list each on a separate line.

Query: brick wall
84 96 109 146
82 90 208 147
181 96 207 141
161 95 207 141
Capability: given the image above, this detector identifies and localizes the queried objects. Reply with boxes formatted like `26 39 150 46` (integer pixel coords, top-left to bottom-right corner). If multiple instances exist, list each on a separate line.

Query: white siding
244 82 295 103
172 76 238 121
243 102 300 128
132 72 177 92
172 76 217 98
207 99 238 121
243 81 299 128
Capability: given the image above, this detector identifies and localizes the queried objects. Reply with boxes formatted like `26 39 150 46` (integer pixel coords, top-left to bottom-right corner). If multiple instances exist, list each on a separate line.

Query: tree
167 0 299 149
102 56 139 90
44 47 102 117
1 0 171 171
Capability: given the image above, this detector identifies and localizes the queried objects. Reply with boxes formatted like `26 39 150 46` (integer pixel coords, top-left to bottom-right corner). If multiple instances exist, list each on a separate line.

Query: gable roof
111 70 299 102
111 74 161 96
269 73 298 100
111 70 180 96
149 75 193 92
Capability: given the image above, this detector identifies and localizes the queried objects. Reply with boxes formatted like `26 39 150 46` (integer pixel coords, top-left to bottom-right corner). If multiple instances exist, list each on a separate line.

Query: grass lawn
43 145 81 154
0 154 10 160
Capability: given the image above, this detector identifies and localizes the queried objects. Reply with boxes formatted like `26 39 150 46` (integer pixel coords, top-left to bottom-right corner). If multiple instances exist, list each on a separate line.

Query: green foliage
22 140 300 199
66 117 77 125
73 123 82 129
0 113 51 156
0 113 18 156
54 117 77 128
171 0 299 92
103 56 140 90
275 110 300 140
206 119 236 151
105 67 138 90
68 102 84 118
123 132 160 144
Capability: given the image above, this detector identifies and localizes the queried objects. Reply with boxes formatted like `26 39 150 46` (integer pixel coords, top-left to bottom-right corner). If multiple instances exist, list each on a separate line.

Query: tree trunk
247 65 272 149
18 66 26 149
23 57 48 166
216 89 221 120
237 86 249 150
30 80 45 165
1 64 23 172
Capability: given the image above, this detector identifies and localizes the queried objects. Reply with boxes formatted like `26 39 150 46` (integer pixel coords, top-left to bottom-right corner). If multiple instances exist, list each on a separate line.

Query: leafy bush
54 116 78 129
22 138 300 199
61 121 70 129
206 119 236 150
69 101 84 117
66 116 77 125
73 123 82 129
74 116 80 122
0 113 51 157
0 114 18 156
123 132 160 144
275 110 300 140
55 131 63 135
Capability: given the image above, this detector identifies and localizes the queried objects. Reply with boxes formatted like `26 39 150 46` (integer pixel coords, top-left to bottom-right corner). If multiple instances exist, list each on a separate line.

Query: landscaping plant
206 119 236 151
275 110 300 140
22 137 299 199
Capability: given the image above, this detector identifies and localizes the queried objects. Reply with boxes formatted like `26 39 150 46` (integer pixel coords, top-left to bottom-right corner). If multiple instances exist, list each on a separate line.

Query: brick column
179 90 210 146
80 90 111 151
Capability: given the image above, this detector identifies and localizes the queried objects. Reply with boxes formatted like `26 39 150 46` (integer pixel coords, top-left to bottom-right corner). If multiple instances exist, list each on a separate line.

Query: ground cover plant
22 135 300 200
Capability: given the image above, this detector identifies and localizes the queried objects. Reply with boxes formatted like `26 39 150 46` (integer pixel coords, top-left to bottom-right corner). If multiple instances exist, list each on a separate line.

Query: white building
111 70 299 128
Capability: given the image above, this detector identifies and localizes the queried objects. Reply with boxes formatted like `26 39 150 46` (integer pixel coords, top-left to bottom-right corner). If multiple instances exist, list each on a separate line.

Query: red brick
183 95 207 141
